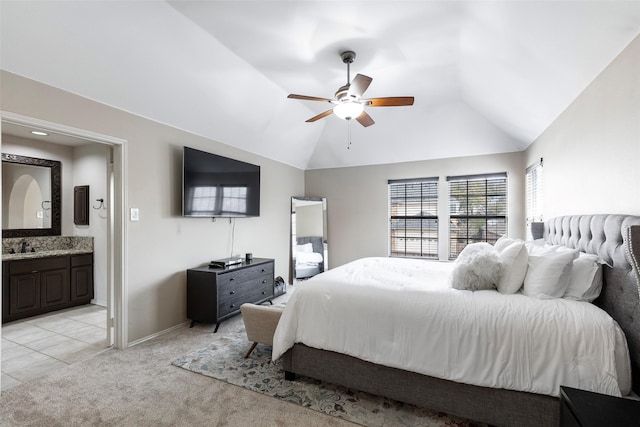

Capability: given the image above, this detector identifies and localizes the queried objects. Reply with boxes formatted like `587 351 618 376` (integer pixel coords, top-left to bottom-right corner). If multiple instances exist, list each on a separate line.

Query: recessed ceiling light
31 131 48 136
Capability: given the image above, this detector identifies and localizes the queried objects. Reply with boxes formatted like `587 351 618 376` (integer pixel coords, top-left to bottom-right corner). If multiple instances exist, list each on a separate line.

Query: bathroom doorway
1 112 127 391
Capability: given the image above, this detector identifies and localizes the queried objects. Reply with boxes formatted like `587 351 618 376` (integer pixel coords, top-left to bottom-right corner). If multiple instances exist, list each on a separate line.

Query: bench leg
244 342 258 358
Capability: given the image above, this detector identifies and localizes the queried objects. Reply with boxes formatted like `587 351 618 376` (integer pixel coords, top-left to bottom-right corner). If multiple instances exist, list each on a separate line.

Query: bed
274 214 640 426
294 236 324 279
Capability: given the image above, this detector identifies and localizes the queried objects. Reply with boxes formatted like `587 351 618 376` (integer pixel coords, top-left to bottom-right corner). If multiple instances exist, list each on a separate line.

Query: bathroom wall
72 144 110 305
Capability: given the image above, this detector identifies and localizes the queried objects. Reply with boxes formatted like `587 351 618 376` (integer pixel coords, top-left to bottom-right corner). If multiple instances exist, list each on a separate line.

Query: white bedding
272 257 631 397
295 251 323 265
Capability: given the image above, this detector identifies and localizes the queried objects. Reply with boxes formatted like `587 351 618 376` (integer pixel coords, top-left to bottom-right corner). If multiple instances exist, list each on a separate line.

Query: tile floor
1 304 108 392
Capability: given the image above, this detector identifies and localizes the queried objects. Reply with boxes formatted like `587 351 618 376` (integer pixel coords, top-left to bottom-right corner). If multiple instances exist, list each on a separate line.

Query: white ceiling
2 1 640 170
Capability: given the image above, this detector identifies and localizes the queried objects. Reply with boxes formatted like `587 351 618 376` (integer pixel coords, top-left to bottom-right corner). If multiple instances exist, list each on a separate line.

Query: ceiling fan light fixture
333 101 364 120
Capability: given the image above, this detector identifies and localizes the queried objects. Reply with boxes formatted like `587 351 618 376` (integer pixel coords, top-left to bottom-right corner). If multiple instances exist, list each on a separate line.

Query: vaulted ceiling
2 1 640 170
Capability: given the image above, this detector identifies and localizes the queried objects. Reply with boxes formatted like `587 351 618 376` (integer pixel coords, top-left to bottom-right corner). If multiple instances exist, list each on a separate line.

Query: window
221 186 248 215
191 186 218 213
526 159 543 239
388 178 438 258
448 173 507 259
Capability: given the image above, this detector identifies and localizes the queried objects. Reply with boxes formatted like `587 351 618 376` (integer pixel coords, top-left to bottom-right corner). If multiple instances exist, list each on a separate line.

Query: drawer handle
229 277 235 281
262 291 266 295
262 280 266 284
230 304 236 309
229 291 235 295
261 269 265 272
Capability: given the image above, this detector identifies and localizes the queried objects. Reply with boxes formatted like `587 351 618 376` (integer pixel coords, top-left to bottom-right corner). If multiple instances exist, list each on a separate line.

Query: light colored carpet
0 292 354 426
173 332 483 427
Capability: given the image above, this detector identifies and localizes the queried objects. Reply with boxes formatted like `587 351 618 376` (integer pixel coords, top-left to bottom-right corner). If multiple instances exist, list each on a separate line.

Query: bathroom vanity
2 237 94 323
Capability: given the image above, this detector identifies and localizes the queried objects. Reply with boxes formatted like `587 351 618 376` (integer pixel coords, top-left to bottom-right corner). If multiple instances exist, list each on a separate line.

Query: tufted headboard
296 236 325 273
539 215 640 394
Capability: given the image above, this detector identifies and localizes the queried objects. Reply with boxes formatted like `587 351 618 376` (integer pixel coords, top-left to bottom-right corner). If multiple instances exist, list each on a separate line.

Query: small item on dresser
246 253 253 262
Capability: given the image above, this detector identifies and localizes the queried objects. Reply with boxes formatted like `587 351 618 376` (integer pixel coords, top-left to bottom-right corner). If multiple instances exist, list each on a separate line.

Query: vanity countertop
2 249 93 261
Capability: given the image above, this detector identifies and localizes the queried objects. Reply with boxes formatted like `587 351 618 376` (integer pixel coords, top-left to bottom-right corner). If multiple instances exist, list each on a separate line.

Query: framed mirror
2 153 61 237
290 197 327 284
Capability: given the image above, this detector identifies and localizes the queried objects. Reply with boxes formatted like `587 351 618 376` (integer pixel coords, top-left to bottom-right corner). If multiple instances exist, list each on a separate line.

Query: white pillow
296 243 313 253
564 253 604 302
451 243 504 291
496 241 528 294
523 248 579 299
494 235 518 252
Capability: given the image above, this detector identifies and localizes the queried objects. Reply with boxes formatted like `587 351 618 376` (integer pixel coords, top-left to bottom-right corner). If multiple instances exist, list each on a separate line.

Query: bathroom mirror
2 153 61 237
290 197 327 284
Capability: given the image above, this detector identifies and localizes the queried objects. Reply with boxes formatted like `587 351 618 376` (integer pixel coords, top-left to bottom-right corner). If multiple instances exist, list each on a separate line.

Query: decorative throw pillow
523 248 579 299
451 243 504 291
496 240 528 294
494 235 517 252
563 253 605 302
296 243 313 253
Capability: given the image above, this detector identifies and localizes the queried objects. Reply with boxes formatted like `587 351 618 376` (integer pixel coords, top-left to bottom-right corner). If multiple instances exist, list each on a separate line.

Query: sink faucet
20 241 30 253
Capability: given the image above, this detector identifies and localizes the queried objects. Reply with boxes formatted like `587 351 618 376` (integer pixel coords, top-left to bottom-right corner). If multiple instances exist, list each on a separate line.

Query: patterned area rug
172 333 485 427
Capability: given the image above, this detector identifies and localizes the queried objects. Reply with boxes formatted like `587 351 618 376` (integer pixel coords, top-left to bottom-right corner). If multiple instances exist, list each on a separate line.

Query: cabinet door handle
229 291 235 295
261 280 266 284
262 291 266 295
261 269 265 272
229 277 235 281
230 304 236 309
31 270 38 273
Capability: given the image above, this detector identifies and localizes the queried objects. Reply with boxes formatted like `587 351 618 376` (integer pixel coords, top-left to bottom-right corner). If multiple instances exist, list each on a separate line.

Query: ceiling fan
288 51 414 127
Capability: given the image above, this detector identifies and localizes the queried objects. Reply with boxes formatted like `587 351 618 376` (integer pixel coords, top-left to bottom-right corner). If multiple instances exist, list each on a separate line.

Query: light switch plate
130 208 139 221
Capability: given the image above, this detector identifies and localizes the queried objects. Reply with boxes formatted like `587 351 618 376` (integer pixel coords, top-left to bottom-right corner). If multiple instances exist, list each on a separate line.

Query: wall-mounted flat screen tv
182 146 260 218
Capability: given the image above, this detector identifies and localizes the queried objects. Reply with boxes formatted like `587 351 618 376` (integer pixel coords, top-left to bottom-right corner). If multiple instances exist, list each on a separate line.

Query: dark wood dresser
187 258 274 332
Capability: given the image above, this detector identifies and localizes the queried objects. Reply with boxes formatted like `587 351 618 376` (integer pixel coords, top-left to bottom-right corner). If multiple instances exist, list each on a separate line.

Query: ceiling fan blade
366 97 415 107
288 94 332 103
306 109 333 123
348 74 373 97
355 111 375 127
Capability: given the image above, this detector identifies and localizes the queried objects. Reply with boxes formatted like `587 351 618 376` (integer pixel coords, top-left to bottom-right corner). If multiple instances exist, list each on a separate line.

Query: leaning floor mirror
290 197 328 284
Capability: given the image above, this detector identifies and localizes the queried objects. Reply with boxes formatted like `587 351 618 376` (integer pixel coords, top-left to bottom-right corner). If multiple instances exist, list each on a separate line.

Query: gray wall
295 203 324 238
525 34 640 217
305 151 526 268
1 71 304 343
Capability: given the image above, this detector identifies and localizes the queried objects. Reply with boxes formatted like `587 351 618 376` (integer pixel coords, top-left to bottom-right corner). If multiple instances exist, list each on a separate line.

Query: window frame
388 177 439 259
447 173 508 260
525 158 544 240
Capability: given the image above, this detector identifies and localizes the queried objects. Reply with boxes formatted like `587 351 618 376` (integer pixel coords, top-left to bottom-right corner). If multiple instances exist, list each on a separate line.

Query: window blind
447 173 507 259
388 178 438 258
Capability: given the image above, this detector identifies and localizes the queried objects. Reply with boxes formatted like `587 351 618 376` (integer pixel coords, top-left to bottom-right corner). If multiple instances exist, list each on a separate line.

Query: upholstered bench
240 303 284 358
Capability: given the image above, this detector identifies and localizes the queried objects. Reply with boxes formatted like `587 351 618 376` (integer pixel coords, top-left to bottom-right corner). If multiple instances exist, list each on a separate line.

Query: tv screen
182 146 260 217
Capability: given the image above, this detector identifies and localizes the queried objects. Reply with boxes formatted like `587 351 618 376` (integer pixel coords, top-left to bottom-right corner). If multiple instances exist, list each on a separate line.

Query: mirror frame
290 196 328 284
2 153 62 237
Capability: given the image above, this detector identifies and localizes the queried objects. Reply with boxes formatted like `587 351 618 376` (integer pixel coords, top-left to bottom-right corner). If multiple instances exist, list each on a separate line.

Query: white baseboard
126 320 191 348
91 299 107 307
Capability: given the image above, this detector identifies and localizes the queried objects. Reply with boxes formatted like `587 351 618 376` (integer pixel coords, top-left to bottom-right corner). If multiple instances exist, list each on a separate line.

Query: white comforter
272 257 631 397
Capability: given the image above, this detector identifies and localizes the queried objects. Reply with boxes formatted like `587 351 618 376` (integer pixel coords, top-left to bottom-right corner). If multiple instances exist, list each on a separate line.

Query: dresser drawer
218 274 272 297
218 285 274 317
217 263 274 289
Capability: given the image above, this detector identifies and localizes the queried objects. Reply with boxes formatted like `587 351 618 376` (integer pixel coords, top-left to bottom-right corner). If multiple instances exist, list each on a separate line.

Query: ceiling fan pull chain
347 121 352 150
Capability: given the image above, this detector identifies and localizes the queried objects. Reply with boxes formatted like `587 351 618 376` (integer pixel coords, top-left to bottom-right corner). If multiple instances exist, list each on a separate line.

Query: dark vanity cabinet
2 253 94 323
71 253 94 302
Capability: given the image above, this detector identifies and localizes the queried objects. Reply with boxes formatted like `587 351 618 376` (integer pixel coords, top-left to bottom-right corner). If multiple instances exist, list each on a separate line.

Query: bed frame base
283 343 557 427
